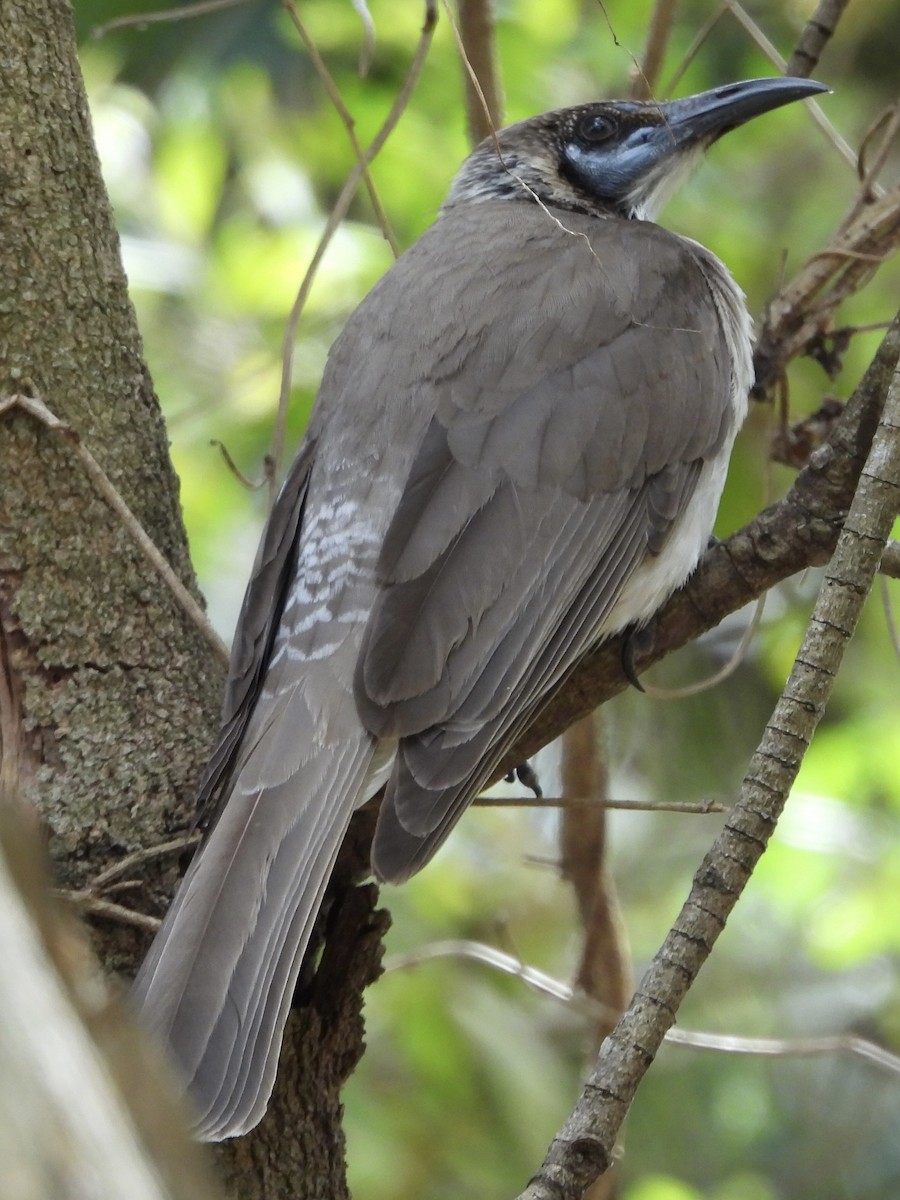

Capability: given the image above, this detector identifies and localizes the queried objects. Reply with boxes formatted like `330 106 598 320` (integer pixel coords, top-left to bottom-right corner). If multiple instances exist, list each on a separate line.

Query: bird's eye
575 113 616 145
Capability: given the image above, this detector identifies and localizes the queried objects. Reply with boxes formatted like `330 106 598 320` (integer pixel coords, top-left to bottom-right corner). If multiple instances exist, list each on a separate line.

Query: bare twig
93 0 247 39
443 0 500 146
754 181 900 395
631 0 679 100
662 4 726 95
667 1027 900 1076
385 940 900 1078
59 892 162 933
723 0 864 182
841 102 900 229
785 0 851 79
210 439 266 490
384 939 613 1011
349 0 376 76
638 594 765 699
0 391 228 662
86 835 201 893
514 351 900 1198
559 715 632 1189
267 0 438 495
457 0 503 141
473 796 726 814
280 0 398 257
56 833 199 932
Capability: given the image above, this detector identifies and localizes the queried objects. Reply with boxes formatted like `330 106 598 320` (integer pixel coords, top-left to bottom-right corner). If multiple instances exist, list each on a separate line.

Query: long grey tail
131 735 374 1141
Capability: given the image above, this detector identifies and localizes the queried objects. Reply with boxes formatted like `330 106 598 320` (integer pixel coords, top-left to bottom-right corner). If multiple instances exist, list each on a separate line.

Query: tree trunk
0 0 220 922
0 2 377 1195
0 5 388 1195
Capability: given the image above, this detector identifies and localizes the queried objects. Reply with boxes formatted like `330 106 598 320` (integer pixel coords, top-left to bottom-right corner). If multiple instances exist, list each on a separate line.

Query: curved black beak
559 75 830 219
659 76 830 147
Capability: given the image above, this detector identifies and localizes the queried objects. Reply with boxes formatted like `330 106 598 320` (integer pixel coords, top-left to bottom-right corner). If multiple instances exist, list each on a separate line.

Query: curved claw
621 618 659 692
505 762 543 798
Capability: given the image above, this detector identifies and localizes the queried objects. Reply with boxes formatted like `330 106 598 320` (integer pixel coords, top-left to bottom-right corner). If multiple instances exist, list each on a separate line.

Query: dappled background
76 2 900 1197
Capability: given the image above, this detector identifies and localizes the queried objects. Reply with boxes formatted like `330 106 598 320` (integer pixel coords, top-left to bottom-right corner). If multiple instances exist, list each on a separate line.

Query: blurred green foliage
75 1 900 1195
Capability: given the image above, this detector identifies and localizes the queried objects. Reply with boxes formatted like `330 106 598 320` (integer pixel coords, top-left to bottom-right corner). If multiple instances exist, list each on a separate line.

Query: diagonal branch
504 314 900 772
786 0 851 79
267 0 438 495
514 338 900 1200
457 0 504 140
0 390 228 662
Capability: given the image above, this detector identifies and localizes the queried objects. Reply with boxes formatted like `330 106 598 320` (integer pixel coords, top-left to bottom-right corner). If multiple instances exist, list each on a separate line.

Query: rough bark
0 0 222 931
0 3 384 1197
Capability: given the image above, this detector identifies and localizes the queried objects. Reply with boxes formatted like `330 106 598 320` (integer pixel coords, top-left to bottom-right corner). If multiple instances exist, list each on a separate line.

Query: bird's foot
621 617 658 692
504 761 543 798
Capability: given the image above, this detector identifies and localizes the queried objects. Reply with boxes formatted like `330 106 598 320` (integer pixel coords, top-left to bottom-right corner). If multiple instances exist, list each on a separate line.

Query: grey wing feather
132 439 380 1139
194 440 317 825
354 206 741 882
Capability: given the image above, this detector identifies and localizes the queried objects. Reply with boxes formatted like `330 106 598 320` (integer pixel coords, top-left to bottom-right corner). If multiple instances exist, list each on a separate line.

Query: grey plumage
132 76 827 1139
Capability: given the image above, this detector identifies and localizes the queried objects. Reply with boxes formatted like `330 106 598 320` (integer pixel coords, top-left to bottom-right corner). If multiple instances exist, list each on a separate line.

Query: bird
132 75 827 1140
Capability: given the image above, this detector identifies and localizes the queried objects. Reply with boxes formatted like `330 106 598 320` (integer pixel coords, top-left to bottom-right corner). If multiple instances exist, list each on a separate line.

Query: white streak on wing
290 603 335 635
297 641 340 662
268 491 383 674
336 608 371 624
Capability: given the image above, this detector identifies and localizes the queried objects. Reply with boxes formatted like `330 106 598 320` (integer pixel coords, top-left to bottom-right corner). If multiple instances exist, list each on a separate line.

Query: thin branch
457 0 504 141
841 102 900 230
879 575 900 662
385 940 900 1078
56 834 199 932
666 1027 900 1077
785 0 851 80
210 439 266 490
385 940 598 1006
0 391 228 662
754 180 900 395
662 4 726 95
723 0 865 183
630 0 679 100
59 891 162 933
443 0 500 146
507 317 900 772
93 0 248 39
515 352 900 1200
349 0 376 76
472 796 727 814
638 594 765 700
280 0 398 258
87 835 201 892
267 0 437 496
559 714 632 1182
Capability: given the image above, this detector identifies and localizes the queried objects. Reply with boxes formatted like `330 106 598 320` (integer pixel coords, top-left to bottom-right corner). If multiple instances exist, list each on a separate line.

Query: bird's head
447 77 829 222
